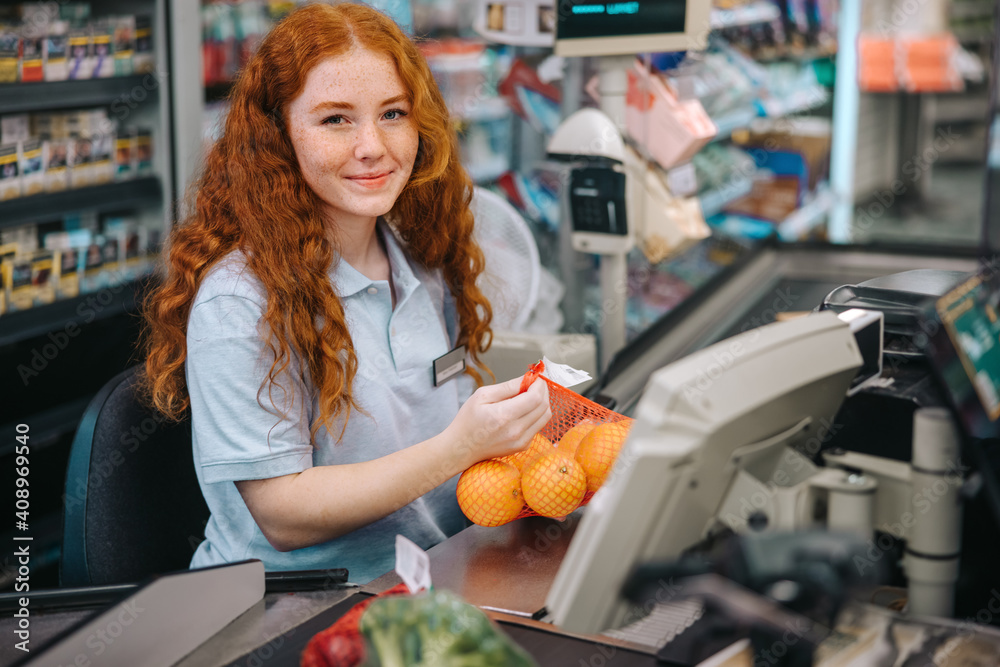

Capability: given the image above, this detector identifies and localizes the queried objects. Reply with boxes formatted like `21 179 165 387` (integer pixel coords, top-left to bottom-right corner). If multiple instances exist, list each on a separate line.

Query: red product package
300 583 410 667
457 361 634 527
497 59 561 127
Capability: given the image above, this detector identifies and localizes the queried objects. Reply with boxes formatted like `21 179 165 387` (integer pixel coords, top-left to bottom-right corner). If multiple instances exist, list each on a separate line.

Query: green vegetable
359 589 538 667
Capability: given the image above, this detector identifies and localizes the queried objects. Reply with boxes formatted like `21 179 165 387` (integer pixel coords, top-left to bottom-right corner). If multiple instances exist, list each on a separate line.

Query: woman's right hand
442 376 552 469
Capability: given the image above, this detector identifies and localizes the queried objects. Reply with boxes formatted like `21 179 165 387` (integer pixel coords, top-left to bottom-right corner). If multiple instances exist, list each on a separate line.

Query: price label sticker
667 162 698 197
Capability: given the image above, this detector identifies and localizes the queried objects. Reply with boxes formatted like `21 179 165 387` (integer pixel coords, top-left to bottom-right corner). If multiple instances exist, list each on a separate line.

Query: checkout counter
5 239 1000 667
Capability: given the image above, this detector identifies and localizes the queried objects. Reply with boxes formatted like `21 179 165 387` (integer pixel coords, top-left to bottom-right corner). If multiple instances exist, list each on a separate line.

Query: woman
142 2 550 583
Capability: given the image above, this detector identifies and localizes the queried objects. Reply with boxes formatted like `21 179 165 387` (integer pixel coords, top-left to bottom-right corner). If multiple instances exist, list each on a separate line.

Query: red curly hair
142 2 493 437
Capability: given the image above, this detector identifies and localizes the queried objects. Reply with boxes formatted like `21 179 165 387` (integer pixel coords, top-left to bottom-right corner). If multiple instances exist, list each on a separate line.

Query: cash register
542 266 1000 663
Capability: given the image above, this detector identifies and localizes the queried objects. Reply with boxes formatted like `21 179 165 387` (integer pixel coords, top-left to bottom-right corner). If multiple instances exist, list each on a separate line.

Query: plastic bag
457 361 634 527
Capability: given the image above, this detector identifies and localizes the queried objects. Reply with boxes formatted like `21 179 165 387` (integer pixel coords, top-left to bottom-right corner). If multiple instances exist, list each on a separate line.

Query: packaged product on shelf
1 114 30 144
52 111 71 138
43 230 81 299
898 34 963 93
20 26 44 82
123 226 144 279
625 63 717 171
136 128 152 174
90 131 112 184
112 15 134 76
0 242 15 315
19 137 43 196
498 59 562 135
0 143 21 200
0 224 37 252
91 21 112 79
5 255 33 312
43 138 69 191
69 107 95 148
18 2 60 25
30 248 55 305
423 39 491 120
59 3 90 24
104 215 140 279
67 26 93 80
639 189 710 264
69 134 92 188
113 126 134 180
90 107 112 138
731 117 832 192
234 2 268 71
44 20 68 81
80 235 104 292
100 230 122 285
461 119 510 184
32 111 67 140
30 112 49 138
132 15 153 74
0 27 19 83
56 245 80 298
202 2 238 87
145 226 162 270
724 172 801 223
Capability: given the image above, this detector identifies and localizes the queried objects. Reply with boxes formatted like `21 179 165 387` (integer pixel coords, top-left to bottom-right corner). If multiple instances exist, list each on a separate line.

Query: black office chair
61 365 210 586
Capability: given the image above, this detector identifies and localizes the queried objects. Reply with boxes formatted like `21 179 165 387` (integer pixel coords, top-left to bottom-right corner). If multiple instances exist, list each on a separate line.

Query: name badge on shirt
433 345 466 387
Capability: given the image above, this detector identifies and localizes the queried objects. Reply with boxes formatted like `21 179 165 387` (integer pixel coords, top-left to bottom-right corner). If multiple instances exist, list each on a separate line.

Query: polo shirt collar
330 218 420 301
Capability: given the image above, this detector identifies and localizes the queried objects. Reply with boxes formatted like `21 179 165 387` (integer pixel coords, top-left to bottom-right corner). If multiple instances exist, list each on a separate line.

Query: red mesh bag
457 361 634 527
300 583 410 667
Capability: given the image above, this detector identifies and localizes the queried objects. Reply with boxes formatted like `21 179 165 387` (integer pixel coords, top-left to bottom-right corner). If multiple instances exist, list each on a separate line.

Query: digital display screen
923 272 1000 439
556 0 687 40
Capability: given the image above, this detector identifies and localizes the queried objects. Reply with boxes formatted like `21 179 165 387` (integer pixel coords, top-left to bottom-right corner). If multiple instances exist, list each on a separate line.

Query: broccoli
359 589 538 667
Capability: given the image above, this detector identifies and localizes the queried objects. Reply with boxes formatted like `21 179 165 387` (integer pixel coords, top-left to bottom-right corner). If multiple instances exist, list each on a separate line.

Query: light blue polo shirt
186 221 474 583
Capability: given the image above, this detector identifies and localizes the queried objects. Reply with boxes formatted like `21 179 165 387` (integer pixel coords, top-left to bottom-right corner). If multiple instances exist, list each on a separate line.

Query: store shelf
710 108 760 143
0 278 146 348
0 75 158 115
0 177 162 231
777 184 834 241
755 47 839 65
757 86 830 118
707 214 775 239
711 2 782 30
710 89 830 143
699 176 755 218
706 184 834 241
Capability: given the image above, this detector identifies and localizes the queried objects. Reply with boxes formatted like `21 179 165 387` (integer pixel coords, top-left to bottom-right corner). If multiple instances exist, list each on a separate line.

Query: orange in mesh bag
456 361 634 526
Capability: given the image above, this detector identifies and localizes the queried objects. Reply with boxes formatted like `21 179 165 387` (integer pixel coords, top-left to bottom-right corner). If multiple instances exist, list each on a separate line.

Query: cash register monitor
554 0 711 57
921 270 1000 440
545 312 864 634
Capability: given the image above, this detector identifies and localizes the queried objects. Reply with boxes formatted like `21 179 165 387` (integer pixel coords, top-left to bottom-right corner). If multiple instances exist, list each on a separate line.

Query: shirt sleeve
186 293 314 484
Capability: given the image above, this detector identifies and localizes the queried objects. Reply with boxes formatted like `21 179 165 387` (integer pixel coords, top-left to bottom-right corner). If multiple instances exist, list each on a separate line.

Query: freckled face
285 48 419 230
